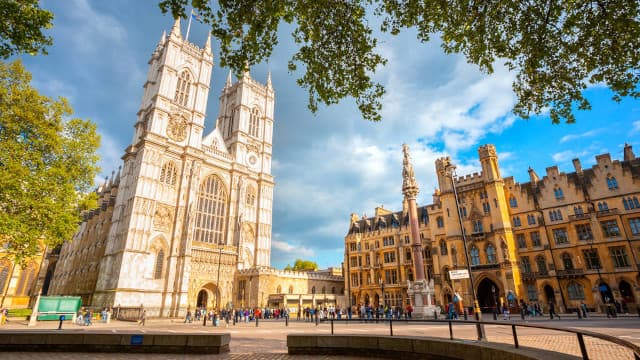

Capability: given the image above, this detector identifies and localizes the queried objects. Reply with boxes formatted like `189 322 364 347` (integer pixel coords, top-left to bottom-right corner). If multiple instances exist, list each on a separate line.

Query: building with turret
345 144 640 314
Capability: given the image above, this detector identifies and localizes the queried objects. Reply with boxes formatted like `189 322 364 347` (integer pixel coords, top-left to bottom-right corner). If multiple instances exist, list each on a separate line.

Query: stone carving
246 142 260 154
154 203 174 231
167 114 188 141
402 143 419 199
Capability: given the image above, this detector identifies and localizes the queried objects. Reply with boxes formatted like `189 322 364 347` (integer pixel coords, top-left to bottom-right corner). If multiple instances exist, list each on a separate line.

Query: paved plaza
0 315 638 359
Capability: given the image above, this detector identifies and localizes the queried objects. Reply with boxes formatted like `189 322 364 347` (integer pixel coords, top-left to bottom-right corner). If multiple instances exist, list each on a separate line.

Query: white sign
449 269 470 280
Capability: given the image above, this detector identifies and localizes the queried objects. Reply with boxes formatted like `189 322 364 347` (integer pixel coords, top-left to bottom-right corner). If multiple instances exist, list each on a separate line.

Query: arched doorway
620 280 635 303
543 285 555 303
374 294 380 306
443 290 452 305
197 290 208 308
364 294 370 306
599 282 613 303
476 278 500 313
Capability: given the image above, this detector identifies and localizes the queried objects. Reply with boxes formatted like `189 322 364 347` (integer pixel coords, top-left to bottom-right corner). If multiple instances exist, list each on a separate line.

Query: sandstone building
345 144 640 313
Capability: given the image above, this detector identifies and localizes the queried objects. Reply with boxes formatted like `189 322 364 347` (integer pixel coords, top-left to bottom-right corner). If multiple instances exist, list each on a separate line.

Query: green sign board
36 296 82 320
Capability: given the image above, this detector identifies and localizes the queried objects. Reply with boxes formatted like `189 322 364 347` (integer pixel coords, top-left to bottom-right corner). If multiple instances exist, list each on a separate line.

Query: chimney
624 143 636 161
572 158 582 174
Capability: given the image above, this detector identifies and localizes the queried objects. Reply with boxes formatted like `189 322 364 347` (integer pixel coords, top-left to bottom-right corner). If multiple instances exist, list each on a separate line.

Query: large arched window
249 107 261 137
174 70 191 107
194 175 228 244
246 185 256 206
606 175 618 190
567 282 585 300
154 249 164 279
536 255 547 274
159 161 178 186
439 240 448 255
470 247 480 265
16 263 36 296
486 244 496 263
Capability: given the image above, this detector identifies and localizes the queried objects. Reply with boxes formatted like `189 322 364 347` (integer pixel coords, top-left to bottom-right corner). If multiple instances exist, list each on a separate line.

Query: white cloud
560 129 600 143
632 121 640 134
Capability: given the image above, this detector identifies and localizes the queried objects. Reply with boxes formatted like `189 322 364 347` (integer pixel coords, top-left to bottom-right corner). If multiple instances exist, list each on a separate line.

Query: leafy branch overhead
160 0 640 123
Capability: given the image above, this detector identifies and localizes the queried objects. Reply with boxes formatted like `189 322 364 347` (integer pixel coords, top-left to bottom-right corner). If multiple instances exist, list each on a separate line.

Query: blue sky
16 0 640 270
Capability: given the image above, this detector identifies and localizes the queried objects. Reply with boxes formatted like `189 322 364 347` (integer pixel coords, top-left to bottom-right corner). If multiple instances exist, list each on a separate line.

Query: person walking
580 301 588 318
138 309 147 326
548 301 560 320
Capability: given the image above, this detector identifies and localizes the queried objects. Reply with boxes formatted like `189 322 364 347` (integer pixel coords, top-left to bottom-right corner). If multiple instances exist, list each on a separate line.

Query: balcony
520 271 550 281
596 208 619 217
556 268 584 278
470 263 500 271
469 232 486 241
432 274 442 285
569 213 591 221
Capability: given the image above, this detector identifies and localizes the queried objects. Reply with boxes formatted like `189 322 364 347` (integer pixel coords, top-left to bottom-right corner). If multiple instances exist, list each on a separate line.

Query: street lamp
446 164 486 340
379 276 385 307
492 285 498 320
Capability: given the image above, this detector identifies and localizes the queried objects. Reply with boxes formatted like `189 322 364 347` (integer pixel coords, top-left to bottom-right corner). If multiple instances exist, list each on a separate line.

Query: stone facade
345 144 640 313
49 19 275 316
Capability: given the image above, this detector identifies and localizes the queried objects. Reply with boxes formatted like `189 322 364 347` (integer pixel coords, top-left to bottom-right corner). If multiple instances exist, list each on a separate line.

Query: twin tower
51 18 275 317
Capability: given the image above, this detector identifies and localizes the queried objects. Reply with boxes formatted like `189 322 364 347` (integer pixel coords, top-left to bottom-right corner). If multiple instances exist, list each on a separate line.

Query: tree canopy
285 259 319 271
0 0 53 58
0 60 100 265
159 0 640 124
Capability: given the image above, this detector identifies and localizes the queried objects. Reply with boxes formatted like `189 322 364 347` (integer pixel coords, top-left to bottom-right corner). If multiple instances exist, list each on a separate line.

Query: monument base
407 279 440 318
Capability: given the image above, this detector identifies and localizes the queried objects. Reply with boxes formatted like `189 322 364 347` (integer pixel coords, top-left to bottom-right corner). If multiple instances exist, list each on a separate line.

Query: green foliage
291 259 318 271
0 60 100 265
0 0 54 58
283 264 292 271
159 0 640 123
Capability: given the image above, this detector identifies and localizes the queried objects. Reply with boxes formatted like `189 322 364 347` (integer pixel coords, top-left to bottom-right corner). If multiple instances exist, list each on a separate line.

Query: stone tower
89 18 275 316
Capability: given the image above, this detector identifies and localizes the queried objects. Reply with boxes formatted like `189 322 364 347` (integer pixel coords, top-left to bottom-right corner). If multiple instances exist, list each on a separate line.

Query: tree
289 259 318 271
0 60 100 265
0 0 54 58
159 1 640 124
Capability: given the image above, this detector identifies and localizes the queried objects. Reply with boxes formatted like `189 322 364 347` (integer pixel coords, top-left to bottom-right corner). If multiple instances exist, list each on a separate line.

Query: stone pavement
0 316 638 359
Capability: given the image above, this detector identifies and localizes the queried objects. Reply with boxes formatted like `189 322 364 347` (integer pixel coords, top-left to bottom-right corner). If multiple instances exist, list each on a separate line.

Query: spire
266 70 272 89
204 34 211 54
242 62 251 80
225 70 232 88
402 143 419 200
170 17 181 39
159 30 166 46
528 166 539 184
114 166 122 185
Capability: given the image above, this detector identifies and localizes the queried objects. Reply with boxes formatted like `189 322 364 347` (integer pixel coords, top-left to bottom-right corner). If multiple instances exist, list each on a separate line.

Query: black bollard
57 315 65 330
315 313 319 326
434 309 438 320
285 315 289 327
577 308 582 319
463 309 468 321
256 316 259 327
493 310 497 321
203 315 207 326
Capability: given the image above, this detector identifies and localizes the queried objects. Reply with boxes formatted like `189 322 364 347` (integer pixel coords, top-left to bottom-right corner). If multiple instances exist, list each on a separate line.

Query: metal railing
318 318 640 360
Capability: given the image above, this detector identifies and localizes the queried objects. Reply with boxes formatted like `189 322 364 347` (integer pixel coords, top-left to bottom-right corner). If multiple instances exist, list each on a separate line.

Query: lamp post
492 285 498 320
446 164 486 340
216 246 222 311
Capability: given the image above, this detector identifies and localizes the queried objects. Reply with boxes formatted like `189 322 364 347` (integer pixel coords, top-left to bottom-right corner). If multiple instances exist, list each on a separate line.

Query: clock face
167 115 187 142
246 152 259 168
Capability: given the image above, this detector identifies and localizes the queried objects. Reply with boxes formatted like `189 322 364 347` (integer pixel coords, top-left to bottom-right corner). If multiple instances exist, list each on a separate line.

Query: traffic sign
449 269 470 280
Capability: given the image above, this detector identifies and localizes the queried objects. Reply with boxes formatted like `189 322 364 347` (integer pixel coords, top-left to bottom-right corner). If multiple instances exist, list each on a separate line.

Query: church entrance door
197 290 208 308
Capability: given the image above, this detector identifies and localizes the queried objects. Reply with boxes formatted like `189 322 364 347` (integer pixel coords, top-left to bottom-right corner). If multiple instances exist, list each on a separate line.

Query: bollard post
493 311 497 320
449 321 453 340
316 313 319 326
389 319 393 336
577 308 582 319
57 315 65 330
286 315 289 327
463 309 468 321
331 319 334 335
434 309 438 320
203 315 207 326
256 316 259 327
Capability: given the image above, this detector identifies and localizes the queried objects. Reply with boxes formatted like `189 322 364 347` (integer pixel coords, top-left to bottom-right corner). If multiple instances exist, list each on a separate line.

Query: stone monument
402 144 439 317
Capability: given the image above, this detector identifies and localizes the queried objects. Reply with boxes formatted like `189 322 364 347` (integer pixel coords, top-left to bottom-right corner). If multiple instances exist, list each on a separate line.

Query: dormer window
606 175 618 190
554 187 564 200
509 196 518 208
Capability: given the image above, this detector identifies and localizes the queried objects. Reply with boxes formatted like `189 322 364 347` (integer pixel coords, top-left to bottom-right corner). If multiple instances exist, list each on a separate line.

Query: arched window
509 196 518 208
174 70 191 107
567 282 585 300
194 175 228 244
606 176 618 190
311 286 316 294
443 267 451 283
277 285 282 294
439 240 448 255
322 286 326 294
473 220 483 233
249 107 261 137
554 187 564 200
159 161 178 186
16 263 36 296
436 216 444 228
520 256 531 273
154 249 164 279
536 256 547 274
332 287 336 294
246 185 256 206
561 253 573 270
486 244 496 263
470 247 480 265
289 285 294 294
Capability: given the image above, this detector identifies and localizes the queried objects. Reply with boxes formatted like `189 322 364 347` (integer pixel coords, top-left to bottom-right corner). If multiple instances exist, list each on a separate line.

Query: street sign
449 269 470 280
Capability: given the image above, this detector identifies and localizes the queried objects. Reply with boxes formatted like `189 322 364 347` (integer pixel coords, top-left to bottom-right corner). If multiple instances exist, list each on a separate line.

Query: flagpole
185 9 193 41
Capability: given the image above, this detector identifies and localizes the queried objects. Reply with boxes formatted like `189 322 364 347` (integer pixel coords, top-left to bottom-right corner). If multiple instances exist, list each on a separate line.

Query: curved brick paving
0 317 638 359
